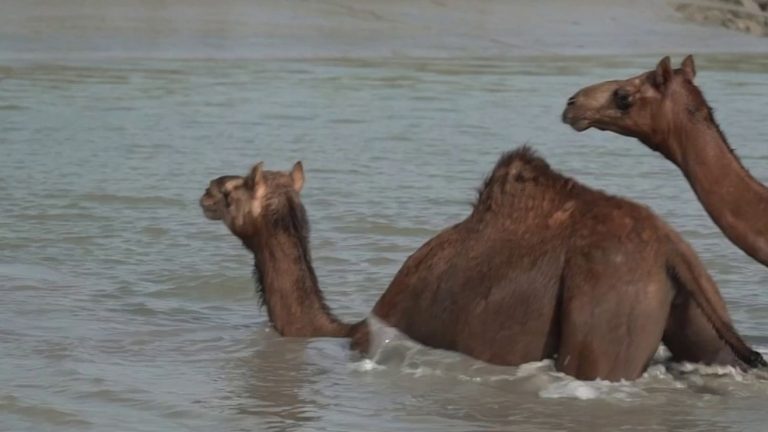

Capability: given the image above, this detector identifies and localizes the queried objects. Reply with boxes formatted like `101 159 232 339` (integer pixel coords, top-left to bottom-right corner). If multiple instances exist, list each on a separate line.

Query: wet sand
2 0 768 60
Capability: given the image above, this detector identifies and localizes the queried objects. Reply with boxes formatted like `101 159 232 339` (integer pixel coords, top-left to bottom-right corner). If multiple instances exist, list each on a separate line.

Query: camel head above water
562 55 705 153
199 162 355 338
199 161 305 239
200 175 243 221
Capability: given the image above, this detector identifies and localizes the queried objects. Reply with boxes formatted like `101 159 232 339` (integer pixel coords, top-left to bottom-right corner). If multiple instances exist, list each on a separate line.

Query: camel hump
665 230 766 368
478 146 566 197
492 146 553 179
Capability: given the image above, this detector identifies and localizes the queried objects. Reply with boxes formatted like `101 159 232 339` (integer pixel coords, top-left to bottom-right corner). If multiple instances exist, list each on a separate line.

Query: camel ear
245 161 264 189
681 55 696 80
654 56 673 88
290 161 304 193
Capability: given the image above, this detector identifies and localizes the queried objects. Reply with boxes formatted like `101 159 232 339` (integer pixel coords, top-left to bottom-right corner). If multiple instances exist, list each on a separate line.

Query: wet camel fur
200 150 764 381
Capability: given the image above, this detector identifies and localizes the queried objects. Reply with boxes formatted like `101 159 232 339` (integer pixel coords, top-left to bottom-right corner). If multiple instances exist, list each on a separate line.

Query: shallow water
1 55 768 431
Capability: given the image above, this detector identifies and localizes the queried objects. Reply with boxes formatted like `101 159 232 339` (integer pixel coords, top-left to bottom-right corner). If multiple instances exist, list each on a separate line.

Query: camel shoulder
568 186 670 248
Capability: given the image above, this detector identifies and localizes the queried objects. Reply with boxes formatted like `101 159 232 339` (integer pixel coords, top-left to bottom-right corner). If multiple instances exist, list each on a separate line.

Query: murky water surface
2 55 768 431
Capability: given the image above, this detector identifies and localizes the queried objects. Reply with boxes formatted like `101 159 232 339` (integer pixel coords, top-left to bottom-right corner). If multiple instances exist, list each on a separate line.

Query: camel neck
662 118 768 265
246 230 351 338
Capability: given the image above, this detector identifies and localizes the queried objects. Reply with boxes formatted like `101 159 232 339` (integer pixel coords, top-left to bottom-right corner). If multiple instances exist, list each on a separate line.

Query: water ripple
1 56 767 432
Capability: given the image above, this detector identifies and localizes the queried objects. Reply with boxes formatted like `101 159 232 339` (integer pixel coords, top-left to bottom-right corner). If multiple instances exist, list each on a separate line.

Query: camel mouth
201 205 223 221
569 119 591 132
202 208 223 221
561 108 592 132
200 196 225 221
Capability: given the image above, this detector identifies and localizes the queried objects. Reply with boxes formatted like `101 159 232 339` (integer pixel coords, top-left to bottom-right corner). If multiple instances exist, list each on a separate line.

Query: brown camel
200 167 361 338
562 55 768 269
200 151 765 381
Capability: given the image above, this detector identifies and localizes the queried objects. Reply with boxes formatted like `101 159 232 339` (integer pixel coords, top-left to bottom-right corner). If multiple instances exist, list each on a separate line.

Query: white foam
539 378 646 401
349 359 386 372
668 362 744 379
512 360 555 377
539 381 599 400
352 316 768 400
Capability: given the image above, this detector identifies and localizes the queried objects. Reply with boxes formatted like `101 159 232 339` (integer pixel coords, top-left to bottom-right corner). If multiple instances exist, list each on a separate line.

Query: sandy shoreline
1 0 767 60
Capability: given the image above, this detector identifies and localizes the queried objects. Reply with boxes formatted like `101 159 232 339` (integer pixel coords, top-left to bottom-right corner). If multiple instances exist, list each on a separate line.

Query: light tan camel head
562 55 706 150
199 162 305 238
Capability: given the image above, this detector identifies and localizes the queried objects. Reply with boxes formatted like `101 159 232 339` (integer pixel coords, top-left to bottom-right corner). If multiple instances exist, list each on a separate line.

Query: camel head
200 175 244 221
199 161 306 239
562 55 701 152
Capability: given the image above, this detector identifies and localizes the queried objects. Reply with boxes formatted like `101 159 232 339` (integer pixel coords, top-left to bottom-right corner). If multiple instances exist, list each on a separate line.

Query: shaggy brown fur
201 150 764 381
563 55 768 269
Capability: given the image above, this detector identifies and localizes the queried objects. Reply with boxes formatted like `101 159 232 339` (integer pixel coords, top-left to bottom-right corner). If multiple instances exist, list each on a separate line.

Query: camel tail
666 233 766 368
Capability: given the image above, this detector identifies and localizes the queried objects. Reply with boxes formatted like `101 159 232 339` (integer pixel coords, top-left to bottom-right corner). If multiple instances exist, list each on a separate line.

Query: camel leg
663 292 743 367
556 263 672 381
349 320 371 354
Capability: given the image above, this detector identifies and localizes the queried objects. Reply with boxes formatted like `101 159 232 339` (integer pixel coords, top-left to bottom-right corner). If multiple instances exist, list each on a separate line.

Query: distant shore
1 0 767 60
675 0 768 36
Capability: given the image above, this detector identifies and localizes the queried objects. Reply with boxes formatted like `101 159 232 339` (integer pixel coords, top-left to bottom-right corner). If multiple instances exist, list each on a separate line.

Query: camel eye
221 189 232 204
614 89 632 111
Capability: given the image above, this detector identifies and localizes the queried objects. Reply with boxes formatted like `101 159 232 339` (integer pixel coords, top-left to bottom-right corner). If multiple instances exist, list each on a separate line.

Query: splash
538 377 647 401
351 317 768 400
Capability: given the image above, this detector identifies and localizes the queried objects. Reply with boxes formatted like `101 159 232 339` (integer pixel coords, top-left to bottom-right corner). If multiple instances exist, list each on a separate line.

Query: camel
200 168 362 338
200 151 765 381
562 55 768 269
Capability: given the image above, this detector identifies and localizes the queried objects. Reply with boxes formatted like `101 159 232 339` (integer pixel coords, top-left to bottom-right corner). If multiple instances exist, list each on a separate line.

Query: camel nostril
567 96 576 107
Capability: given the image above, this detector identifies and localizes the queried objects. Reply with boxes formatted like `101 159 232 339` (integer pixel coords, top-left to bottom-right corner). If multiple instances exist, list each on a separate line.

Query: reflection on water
1 55 767 431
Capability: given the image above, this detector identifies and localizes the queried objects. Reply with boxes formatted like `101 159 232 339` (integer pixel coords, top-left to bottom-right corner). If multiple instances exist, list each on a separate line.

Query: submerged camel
199 151 764 381
563 55 768 268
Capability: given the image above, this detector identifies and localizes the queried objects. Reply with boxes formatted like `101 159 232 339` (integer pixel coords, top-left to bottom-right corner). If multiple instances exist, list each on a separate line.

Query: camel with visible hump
563 55 768 269
199 150 764 381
